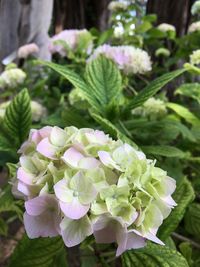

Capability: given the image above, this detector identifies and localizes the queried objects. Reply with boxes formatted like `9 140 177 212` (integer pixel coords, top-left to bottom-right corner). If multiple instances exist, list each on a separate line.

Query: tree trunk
0 0 21 70
53 0 111 33
146 0 195 36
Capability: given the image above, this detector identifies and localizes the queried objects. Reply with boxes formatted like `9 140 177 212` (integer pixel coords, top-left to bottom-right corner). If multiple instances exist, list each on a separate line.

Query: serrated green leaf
40 61 101 112
184 203 200 237
9 235 63 267
125 69 186 111
158 178 195 240
85 55 122 110
4 89 32 146
141 145 187 158
167 103 200 126
122 243 189 267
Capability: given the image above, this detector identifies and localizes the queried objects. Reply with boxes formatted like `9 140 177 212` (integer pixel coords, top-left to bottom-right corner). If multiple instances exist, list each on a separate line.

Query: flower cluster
49 29 93 57
69 88 88 109
190 49 200 65
0 65 26 89
132 97 167 120
18 43 39 59
155 48 170 58
188 21 200 33
191 0 200 15
157 23 176 33
14 126 176 256
88 45 152 74
0 101 47 122
108 1 129 12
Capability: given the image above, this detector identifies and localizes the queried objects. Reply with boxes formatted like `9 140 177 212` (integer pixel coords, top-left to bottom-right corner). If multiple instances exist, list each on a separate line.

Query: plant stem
172 232 200 249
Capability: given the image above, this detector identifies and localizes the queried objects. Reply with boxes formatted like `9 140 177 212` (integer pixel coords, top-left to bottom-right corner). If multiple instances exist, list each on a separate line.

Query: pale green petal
70 172 97 204
91 201 108 215
60 215 92 247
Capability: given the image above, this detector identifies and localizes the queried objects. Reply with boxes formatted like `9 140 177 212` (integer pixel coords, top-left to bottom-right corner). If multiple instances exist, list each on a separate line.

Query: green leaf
4 89 32 146
141 145 187 158
0 185 23 217
85 55 122 112
40 61 101 112
122 243 189 267
167 103 200 126
52 247 68 267
158 177 195 240
179 242 193 266
184 203 200 237
0 134 12 151
125 69 186 111
6 162 18 178
175 83 200 103
9 235 63 267
61 107 91 128
0 217 8 236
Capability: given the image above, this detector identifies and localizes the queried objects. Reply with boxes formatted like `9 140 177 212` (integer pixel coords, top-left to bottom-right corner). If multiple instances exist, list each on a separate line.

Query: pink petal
37 137 58 159
25 196 48 216
145 232 164 245
39 126 52 139
62 147 84 168
78 157 100 169
17 181 38 197
24 211 60 238
93 215 119 243
98 151 121 170
17 167 34 185
59 198 89 219
116 230 146 257
161 195 177 207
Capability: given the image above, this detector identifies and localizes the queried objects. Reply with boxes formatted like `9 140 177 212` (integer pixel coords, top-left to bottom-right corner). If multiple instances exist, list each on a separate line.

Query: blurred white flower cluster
88 45 152 74
0 64 26 89
0 100 47 122
191 0 200 15
18 43 39 59
108 1 129 12
190 49 200 65
49 29 93 57
132 97 167 120
157 23 176 33
188 21 200 33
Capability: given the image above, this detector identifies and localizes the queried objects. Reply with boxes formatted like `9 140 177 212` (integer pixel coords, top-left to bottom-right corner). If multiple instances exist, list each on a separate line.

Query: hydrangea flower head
191 0 200 15
157 23 176 33
108 1 129 12
49 29 93 57
190 49 200 65
132 97 167 120
18 43 39 59
188 21 200 33
0 66 26 89
14 126 176 256
88 45 152 74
